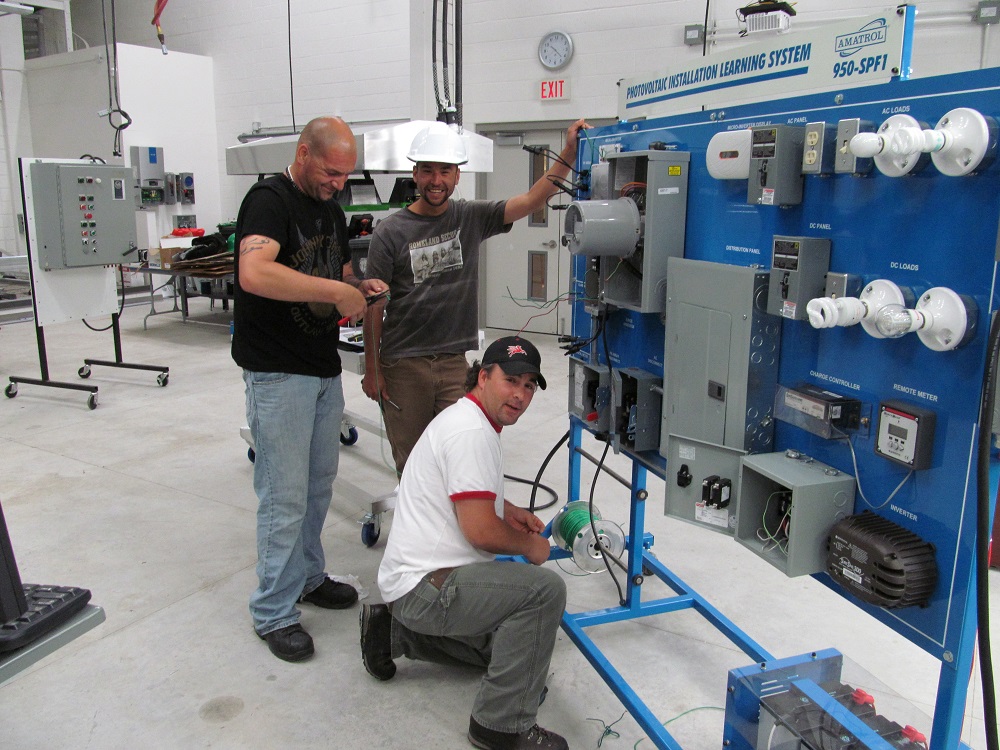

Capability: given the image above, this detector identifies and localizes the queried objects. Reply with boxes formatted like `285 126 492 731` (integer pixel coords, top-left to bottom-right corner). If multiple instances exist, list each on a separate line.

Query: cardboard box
150 237 194 268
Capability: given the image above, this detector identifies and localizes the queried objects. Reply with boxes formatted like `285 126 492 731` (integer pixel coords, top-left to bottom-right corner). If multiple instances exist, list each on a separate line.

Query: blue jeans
243 370 345 635
390 562 567 733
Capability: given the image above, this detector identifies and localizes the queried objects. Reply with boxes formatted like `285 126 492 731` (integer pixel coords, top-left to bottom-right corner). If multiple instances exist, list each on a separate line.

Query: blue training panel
572 65 999 674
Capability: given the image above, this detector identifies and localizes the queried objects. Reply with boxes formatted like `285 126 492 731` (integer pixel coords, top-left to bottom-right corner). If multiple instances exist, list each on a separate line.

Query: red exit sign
540 79 570 101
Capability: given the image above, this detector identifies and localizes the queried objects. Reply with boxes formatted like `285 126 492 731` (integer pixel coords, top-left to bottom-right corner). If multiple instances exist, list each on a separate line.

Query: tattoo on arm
240 235 273 256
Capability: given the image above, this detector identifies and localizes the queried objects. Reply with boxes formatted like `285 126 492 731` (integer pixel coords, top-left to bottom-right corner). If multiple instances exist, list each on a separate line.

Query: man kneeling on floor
360 335 569 750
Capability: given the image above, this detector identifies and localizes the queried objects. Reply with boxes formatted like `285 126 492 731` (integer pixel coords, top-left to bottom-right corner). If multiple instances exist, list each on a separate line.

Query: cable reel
551 501 626 573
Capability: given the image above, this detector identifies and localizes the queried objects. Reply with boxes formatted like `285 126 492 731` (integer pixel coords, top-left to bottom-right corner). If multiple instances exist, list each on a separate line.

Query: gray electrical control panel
612 368 662 453
662 258 781 534
29 162 138 270
747 125 804 206
569 359 612 433
735 451 855 577
767 235 831 320
600 150 689 314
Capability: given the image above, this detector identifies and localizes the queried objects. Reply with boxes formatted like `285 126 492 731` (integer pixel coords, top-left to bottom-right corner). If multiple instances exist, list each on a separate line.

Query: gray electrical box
801 121 837 175
130 145 166 206
747 125 804 206
662 258 781 534
834 118 875 175
612 368 662 453
178 172 195 204
569 359 612 433
735 451 855 577
164 172 177 204
29 162 138 270
767 235 831 320
599 150 689 314
664 436 745 534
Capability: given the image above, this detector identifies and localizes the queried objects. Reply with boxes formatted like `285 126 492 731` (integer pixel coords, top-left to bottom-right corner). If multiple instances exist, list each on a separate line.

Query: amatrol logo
835 18 887 57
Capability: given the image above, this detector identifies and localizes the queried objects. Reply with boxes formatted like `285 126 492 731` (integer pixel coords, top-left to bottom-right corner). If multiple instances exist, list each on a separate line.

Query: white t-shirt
378 396 505 603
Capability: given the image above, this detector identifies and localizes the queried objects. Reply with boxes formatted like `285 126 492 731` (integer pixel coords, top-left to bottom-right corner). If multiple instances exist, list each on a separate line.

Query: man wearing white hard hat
362 118 590 474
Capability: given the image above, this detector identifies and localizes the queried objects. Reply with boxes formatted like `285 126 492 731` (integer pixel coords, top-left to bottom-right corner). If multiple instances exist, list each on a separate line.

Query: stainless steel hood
226 120 494 176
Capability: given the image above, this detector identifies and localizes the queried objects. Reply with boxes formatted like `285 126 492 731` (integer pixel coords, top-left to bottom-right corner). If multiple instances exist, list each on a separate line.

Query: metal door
480 128 569 335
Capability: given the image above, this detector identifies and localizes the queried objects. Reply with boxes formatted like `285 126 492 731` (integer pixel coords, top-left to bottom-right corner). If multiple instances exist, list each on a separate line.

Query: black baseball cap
481 336 546 390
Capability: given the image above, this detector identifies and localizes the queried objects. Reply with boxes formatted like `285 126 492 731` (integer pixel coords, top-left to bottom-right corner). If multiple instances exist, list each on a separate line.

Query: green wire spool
551 501 625 574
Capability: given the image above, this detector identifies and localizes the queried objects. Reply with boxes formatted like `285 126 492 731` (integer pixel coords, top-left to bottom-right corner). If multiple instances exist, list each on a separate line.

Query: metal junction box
612 367 662 453
569 359 612 433
662 258 781 534
767 235 831 321
735 451 855 577
600 150 689 314
29 162 138 270
747 125 804 206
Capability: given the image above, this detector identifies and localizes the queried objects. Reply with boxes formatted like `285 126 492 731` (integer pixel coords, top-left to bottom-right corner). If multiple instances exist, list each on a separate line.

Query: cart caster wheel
4 383 17 398
87 393 98 410
361 521 380 547
340 426 359 446
247 447 256 463
78 365 91 379
157 372 169 387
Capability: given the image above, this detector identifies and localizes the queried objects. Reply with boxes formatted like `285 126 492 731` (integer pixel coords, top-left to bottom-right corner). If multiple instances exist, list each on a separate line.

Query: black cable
82 265 125 332
454 0 462 126
702 0 711 56
441 0 451 107
431 0 442 112
528 429 570 514
976 309 999 750
523 144 575 173
588 438 625 605
287 0 296 132
100 0 130 157
506 473 558 512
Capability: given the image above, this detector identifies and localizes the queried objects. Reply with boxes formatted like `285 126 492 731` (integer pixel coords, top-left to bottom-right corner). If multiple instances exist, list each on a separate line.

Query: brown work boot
468 718 568 750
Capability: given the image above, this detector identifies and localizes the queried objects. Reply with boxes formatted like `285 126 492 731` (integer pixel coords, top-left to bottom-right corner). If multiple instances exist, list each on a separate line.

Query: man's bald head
293 117 357 202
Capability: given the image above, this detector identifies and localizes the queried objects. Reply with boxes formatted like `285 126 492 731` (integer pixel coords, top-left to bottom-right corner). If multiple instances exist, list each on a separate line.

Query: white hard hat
407 122 468 165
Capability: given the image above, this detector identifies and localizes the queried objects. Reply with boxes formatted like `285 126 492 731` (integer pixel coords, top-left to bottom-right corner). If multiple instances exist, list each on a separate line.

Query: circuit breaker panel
661 258 780 534
29 162 138 270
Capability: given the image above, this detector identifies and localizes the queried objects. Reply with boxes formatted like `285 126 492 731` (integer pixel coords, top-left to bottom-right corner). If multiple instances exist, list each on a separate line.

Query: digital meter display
874 400 936 470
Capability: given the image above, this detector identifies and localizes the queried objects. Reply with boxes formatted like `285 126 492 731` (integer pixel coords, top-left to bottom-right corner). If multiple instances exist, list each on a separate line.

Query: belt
425 567 456 590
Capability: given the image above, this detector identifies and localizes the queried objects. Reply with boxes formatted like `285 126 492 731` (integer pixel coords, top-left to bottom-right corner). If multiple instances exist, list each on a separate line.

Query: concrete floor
0 297 995 749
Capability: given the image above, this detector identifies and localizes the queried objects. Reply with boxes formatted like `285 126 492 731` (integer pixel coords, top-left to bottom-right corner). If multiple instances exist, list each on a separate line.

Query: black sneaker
257 623 314 662
360 603 396 680
300 576 359 609
468 718 568 750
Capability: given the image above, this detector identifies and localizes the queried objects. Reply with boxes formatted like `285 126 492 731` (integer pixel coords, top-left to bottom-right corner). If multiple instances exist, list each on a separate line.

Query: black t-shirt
231 173 348 377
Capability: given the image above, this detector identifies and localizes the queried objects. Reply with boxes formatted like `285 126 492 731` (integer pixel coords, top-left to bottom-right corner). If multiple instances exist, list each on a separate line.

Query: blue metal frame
562 417 773 749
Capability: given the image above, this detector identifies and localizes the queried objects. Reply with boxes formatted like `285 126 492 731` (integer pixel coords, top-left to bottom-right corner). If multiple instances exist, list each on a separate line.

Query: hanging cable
702 0 711 56
441 0 451 108
528 430 570 513
286 0 296 132
976 309 999 750
151 0 169 54
431 0 442 113
100 0 131 157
